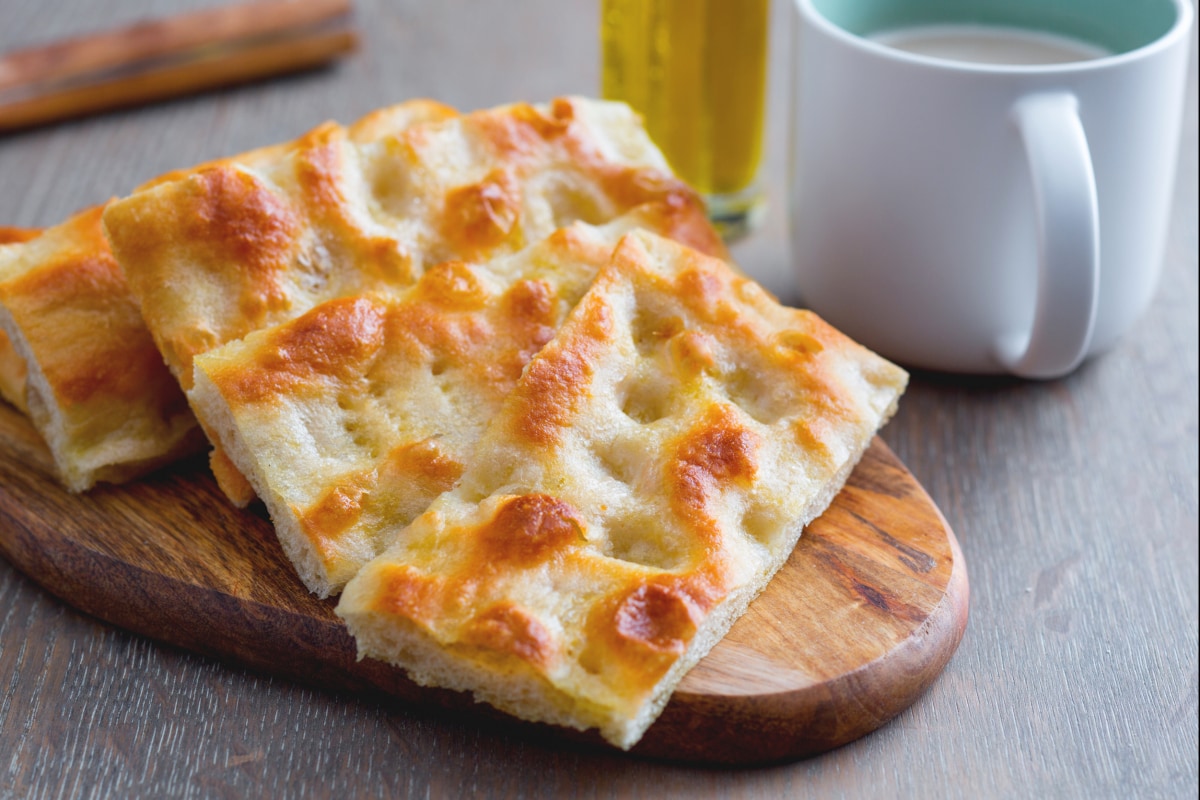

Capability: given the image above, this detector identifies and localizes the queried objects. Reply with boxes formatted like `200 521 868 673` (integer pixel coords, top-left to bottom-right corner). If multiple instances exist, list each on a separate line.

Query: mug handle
995 92 1100 379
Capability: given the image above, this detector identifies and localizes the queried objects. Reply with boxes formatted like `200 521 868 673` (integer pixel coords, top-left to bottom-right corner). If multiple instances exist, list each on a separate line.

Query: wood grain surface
0 0 1196 798
0 391 967 764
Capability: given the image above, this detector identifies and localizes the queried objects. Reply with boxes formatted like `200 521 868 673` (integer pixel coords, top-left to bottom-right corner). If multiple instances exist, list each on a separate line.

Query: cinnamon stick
0 0 357 132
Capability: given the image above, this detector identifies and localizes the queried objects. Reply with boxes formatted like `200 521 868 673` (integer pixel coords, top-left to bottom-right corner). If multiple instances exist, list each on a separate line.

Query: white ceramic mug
789 0 1194 378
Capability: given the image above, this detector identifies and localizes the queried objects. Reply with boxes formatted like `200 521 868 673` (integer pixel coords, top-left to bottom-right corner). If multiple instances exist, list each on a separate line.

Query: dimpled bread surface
189 210 721 597
103 97 723 505
103 98 459 503
0 101 454 494
337 231 908 749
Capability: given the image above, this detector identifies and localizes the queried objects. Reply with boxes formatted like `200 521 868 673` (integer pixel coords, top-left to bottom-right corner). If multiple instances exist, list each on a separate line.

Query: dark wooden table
1 1 1196 797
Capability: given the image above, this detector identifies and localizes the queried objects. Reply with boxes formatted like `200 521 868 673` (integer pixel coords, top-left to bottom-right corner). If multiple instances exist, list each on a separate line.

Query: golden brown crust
0 330 28 413
667 405 762 546
0 227 41 245
0 227 41 412
337 230 908 749
508 277 617 447
473 494 588 569
0 207 202 491
439 168 523 257
188 218 678 596
106 97 703 386
462 602 557 671
0 102 459 493
107 96 722 506
93 100 457 502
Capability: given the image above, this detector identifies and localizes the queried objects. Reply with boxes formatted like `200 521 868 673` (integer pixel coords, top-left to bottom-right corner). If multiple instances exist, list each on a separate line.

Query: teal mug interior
808 0 1183 55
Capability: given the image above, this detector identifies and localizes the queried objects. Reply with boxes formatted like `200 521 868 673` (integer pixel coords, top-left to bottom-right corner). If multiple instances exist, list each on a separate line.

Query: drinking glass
601 0 770 239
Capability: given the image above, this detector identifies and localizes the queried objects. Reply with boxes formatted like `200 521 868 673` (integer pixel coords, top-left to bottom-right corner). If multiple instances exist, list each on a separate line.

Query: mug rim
795 0 1195 74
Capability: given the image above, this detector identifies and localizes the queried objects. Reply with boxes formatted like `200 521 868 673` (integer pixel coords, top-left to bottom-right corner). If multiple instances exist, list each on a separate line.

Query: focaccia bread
104 96 723 504
337 231 908 749
189 206 716 597
0 101 455 493
189 220 620 595
0 226 42 413
122 98 460 503
0 207 202 491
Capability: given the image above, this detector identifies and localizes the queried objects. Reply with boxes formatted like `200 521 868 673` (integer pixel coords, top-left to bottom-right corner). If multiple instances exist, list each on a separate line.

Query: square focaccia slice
337 231 909 749
188 207 718 597
0 208 203 491
105 98 460 502
0 101 455 494
104 96 722 505
0 226 42 412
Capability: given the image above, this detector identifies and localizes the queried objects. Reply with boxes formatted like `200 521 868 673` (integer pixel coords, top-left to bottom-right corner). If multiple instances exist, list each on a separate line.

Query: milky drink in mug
789 0 1194 378
871 25 1110 65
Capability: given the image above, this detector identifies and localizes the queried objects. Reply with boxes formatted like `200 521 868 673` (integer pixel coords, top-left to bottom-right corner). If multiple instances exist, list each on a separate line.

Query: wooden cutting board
0 401 967 764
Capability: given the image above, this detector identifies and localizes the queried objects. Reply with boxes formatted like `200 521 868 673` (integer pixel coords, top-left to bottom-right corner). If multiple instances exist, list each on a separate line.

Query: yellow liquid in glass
601 0 769 200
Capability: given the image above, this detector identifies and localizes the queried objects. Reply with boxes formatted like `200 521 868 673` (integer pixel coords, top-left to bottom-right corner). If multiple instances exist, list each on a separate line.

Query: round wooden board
0 402 967 764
